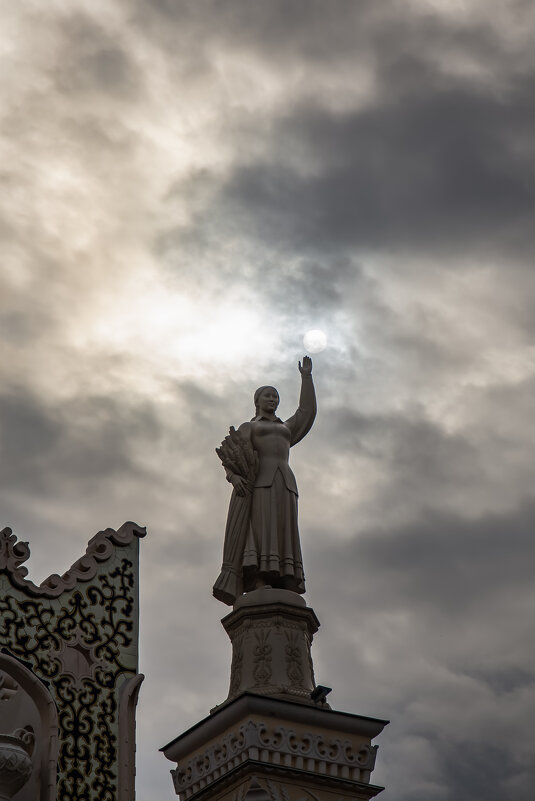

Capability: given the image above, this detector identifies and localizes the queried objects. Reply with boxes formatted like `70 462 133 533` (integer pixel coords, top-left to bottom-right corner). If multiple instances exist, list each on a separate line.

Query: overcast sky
2 1 535 799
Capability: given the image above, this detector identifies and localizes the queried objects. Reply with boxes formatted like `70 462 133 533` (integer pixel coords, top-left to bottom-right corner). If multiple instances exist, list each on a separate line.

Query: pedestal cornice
163 693 388 760
161 693 388 801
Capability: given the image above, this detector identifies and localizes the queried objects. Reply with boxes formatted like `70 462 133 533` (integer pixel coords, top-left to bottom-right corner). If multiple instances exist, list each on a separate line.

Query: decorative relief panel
0 521 145 801
171 720 378 801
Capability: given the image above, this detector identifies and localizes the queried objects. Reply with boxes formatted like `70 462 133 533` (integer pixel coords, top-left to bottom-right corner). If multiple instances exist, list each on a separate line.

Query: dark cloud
306 502 535 800
129 0 376 60
439 742 532 801
310 500 533 620
0 375 231 504
316 405 480 507
129 0 524 85
0 389 158 492
56 13 144 100
464 666 533 696
200 77 535 258
0 309 51 347
246 256 373 320
147 1 535 268
339 503 535 614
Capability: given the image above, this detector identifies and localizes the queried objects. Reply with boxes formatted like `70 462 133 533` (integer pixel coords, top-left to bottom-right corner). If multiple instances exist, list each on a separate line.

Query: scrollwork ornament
0 527 31 579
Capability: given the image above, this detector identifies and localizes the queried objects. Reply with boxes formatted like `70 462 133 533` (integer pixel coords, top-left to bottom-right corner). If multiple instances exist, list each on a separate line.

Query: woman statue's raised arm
286 356 317 446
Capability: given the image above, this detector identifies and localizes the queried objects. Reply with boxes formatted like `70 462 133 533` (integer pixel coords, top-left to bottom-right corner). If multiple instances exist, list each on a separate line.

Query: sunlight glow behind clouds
89 275 285 382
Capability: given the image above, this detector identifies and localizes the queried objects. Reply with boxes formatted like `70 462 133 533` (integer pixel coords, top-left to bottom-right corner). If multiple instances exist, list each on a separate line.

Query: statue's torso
250 420 297 494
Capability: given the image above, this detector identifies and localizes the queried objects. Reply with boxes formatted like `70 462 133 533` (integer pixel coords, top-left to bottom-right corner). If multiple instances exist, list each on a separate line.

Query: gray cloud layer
2 2 535 799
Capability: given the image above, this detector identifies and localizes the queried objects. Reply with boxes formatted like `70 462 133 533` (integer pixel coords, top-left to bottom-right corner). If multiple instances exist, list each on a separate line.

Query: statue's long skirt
242 469 305 594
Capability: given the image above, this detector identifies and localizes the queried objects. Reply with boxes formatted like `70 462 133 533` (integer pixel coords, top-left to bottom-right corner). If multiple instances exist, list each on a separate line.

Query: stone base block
220 588 322 706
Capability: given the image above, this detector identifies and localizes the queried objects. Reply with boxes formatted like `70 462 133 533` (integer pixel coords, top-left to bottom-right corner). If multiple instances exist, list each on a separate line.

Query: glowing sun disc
303 329 327 353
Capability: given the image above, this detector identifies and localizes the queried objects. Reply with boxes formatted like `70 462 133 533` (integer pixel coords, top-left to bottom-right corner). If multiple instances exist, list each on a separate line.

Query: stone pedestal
219 588 322 707
162 589 388 801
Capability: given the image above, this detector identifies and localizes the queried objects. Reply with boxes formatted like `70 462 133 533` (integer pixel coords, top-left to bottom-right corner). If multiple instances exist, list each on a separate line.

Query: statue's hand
298 355 313 376
230 474 249 497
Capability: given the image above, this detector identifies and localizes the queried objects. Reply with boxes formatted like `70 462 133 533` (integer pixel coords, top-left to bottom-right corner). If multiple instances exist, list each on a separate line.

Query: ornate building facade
0 521 145 801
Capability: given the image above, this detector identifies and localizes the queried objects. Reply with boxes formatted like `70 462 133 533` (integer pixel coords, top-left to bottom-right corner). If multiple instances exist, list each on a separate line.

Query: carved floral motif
284 631 304 686
253 630 272 685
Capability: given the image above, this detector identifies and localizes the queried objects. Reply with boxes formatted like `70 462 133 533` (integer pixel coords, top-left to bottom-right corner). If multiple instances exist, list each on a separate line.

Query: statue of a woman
213 356 316 605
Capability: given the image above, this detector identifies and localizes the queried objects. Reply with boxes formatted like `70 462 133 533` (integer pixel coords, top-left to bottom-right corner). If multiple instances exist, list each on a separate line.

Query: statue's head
253 385 280 417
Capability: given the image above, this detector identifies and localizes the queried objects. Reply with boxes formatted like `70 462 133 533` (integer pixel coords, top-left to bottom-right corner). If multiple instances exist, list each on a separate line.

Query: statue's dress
213 375 316 605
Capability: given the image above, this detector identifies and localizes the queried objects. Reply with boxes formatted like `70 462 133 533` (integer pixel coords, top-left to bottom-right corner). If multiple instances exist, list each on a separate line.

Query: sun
303 329 327 353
